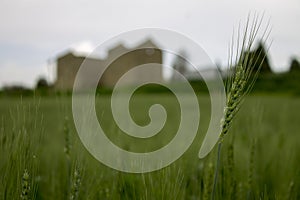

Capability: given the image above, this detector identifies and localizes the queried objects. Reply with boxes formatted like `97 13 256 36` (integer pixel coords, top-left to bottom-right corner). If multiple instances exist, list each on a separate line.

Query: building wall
55 42 163 91
55 53 105 91
102 48 163 88
55 53 84 90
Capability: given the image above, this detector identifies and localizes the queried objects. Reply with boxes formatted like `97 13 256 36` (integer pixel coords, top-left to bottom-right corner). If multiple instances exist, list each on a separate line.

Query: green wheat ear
64 116 71 158
20 169 30 200
220 13 271 141
202 162 215 200
199 14 271 160
69 165 82 200
210 13 271 200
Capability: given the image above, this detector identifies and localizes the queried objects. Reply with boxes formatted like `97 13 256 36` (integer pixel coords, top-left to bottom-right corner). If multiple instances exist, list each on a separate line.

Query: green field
0 94 299 199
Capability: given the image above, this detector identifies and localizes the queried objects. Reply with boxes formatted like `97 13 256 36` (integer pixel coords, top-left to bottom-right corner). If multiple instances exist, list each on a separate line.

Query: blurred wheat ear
21 169 30 200
69 165 82 200
211 13 271 200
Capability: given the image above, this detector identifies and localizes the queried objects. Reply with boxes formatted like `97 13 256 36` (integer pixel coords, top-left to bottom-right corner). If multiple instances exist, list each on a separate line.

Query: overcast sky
0 0 299 88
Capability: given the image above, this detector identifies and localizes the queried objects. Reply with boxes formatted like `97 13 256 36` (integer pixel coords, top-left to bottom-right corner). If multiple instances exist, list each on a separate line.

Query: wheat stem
211 13 270 200
211 142 222 200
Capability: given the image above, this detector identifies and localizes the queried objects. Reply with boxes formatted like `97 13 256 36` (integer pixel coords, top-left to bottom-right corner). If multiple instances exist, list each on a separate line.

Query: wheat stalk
211 13 271 200
247 139 256 199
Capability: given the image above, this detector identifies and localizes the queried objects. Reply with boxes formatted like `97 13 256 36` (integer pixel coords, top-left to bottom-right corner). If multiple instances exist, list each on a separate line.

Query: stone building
54 39 163 90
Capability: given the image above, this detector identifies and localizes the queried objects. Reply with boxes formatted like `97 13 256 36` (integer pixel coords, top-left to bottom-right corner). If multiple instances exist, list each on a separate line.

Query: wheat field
0 94 299 199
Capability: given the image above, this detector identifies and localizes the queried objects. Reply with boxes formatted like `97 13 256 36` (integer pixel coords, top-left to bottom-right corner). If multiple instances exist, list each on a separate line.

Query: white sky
0 0 299 88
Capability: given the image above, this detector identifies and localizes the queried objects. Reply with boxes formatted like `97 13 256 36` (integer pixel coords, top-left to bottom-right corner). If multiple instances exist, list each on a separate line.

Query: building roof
135 38 160 49
56 38 160 61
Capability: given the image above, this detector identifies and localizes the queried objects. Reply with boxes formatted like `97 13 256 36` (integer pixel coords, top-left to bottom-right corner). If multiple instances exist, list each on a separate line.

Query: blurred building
54 39 163 90
183 67 221 81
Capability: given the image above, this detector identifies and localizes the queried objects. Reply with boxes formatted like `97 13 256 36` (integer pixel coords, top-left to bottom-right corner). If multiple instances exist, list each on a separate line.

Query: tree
172 49 189 81
36 77 48 89
240 42 272 74
289 58 300 72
